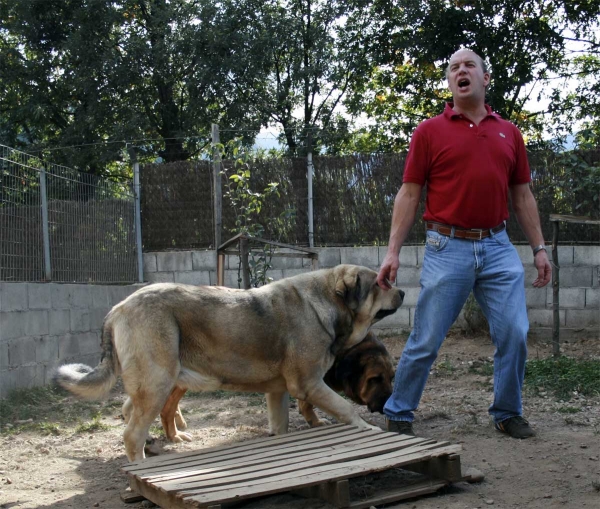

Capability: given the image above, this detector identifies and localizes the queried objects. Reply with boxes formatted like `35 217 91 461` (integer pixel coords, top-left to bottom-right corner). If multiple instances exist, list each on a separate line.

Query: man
377 49 552 439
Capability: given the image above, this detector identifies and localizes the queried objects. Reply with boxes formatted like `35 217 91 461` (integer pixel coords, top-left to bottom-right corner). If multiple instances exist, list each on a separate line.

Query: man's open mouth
458 78 470 89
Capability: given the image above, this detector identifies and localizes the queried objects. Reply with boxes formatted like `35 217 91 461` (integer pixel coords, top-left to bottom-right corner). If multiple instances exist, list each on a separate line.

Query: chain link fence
141 150 599 251
0 144 138 283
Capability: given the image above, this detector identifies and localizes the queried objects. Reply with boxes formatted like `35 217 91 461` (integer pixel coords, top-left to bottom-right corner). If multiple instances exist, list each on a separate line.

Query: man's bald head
445 49 489 79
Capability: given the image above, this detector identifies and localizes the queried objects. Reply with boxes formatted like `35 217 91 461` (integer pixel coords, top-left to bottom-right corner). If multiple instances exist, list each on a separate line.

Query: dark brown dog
154 331 394 440
298 332 394 427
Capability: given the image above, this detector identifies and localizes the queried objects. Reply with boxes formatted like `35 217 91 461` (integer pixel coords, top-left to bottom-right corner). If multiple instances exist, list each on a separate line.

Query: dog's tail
54 318 119 400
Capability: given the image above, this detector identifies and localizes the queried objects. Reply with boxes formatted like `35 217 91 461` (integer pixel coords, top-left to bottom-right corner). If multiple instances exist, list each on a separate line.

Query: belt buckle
471 229 484 240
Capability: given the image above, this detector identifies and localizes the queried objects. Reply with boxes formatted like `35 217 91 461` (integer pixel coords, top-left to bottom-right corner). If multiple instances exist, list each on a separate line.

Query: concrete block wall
0 283 142 397
144 244 600 336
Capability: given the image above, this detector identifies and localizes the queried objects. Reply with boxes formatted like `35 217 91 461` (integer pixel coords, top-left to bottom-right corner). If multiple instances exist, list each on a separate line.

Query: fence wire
0 144 138 283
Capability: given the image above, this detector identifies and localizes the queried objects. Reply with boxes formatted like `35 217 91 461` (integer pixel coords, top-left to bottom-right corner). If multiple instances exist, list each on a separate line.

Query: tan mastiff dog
145 331 395 442
55 264 403 461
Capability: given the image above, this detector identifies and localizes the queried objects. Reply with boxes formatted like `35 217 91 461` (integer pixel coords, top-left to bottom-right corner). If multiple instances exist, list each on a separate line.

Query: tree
0 0 271 172
343 0 600 150
256 0 375 156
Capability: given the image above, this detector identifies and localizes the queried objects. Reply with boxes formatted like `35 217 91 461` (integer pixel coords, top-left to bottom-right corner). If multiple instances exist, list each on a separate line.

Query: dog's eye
368 375 383 385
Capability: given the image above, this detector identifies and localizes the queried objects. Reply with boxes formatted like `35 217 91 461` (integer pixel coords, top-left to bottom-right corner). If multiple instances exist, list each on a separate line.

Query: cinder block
192 250 216 271
269 250 303 270
59 334 80 360
574 246 600 266
16 364 45 389
51 284 72 309
28 283 52 309
227 254 241 270
70 285 92 309
340 246 379 268
528 309 565 327
90 285 111 309
586 288 600 308
8 337 37 367
282 268 310 280
49 309 70 335
311 248 341 268
378 246 418 268
70 309 91 333
0 370 17 398
25 310 49 336
107 285 137 306
417 246 426 266
44 359 62 385
175 271 211 286
74 332 101 355
399 287 421 307
143 252 158 273
0 311 25 341
526 287 548 309
0 342 8 370
90 308 108 330
265 270 285 282
410 307 416 327
396 267 421 286
35 336 59 363
156 251 193 272
146 272 175 284
565 309 599 328
375 308 410 328
224 270 244 288
523 266 539 286
0 283 28 311
545 288 585 309
559 267 593 287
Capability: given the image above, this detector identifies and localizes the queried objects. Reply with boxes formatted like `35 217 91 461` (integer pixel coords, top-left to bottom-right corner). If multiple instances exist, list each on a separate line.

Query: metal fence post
307 132 314 248
39 167 52 281
212 124 222 270
129 148 144 283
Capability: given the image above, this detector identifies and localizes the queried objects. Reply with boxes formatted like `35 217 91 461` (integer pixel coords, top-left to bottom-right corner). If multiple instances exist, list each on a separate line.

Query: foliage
343 0 600 147
524 356 600 400
216 138 295 287
553 150 600 218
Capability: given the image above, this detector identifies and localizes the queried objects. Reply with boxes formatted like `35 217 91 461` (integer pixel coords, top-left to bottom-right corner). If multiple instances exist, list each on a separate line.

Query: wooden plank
347 479 448 509
549 213 600 225
182 445 461 506
123 424 352 471
403 453 463 482
154 436 438 491
129 476 190 509
146 432 420 483
126 426 375 475
176 443 455 497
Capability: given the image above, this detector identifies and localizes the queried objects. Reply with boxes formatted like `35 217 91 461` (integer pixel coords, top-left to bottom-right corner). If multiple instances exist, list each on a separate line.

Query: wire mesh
0 144 138 283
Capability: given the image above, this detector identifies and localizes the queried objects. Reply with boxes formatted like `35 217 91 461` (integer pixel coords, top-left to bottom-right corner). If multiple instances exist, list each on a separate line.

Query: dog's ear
335 271 361 310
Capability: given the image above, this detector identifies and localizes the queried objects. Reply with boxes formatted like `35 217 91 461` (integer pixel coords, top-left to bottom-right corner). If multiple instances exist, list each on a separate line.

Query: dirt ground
1 332 599 509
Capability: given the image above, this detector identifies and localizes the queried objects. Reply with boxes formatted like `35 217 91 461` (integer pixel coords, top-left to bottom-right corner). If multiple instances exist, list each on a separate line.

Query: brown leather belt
426 222 505 240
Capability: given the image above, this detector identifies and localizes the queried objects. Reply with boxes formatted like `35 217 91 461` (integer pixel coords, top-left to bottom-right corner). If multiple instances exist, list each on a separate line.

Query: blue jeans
384 228 529 424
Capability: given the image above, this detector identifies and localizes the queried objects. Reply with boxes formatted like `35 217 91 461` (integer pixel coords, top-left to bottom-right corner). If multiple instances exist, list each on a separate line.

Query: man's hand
532 250 552 288
377 251 399 289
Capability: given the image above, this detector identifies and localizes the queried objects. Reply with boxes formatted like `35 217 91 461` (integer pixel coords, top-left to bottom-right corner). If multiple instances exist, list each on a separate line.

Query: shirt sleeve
402 126 430 185
509 125 532 186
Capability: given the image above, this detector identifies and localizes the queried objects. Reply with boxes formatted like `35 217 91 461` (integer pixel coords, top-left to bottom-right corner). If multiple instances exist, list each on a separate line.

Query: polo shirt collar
443 102 501 120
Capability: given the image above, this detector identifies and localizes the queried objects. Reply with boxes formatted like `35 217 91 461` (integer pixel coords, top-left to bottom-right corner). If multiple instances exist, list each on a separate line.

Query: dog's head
328 332 394 413
334 264 404 324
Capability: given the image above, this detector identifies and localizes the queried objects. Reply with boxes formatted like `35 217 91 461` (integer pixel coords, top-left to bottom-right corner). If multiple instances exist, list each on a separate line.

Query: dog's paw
171 431 193 443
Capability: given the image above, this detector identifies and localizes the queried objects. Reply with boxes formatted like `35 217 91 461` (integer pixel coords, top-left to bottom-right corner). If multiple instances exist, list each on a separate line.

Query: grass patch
525 356 600 400
149 424 166 438
557 406 581 414
468 362 494 377
75 413 112 433
0 385 124 435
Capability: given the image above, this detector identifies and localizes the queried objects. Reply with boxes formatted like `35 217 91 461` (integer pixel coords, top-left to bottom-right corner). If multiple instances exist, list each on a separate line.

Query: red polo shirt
403 103 531 229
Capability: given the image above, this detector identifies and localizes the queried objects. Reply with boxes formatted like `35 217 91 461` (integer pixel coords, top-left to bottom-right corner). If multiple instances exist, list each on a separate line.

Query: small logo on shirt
499 132 506 138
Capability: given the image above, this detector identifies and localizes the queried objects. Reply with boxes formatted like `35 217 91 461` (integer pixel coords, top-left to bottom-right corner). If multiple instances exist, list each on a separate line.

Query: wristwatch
532 245 547 256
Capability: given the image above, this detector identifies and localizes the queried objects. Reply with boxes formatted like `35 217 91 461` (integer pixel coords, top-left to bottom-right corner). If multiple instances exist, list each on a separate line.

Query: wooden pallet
122 424 463 508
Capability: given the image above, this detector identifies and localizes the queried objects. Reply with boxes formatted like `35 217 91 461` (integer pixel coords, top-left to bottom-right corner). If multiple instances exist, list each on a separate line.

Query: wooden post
552 220 560 357
212 124 222 277
217 252 225 286
240 236 251 289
